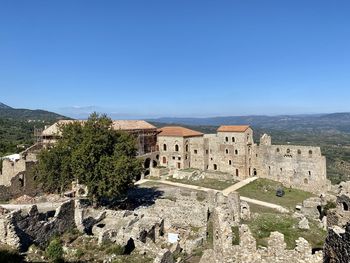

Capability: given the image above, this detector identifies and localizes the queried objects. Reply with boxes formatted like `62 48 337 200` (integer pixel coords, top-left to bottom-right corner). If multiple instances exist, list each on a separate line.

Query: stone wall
158 136 186 170
324 223 350 263
0 161 40 201
253 143 330 194
200 224 322 263
0 158 27 186
0 200 76 251
157 127 330 193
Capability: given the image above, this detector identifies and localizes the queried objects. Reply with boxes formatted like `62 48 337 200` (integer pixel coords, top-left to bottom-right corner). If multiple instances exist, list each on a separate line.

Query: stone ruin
200 224 323 263
324 222 350 263
326 181 350 228
0 184 341 262
0 200 75 251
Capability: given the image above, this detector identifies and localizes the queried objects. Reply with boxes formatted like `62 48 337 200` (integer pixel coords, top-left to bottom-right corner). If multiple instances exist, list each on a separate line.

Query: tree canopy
34 113 143 203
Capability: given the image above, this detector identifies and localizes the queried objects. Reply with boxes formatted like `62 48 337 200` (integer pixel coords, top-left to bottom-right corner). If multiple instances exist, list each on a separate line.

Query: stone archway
144 158 151 169
152 160 157 168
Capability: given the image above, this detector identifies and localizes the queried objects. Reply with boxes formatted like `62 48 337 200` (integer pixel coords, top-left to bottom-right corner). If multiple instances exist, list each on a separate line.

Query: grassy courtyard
167 177 237 190
237 178 314 209
247 213 327 249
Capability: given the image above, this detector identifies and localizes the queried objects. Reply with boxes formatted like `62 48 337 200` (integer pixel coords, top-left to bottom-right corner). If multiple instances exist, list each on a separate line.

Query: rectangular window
194 150 198 154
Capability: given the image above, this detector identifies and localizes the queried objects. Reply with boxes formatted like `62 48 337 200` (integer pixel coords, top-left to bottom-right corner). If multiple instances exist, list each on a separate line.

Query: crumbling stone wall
0 161 40 201
200 224 322 263
158 127 329 193
253 142 330 194
0 200 76 251
324 223 350 263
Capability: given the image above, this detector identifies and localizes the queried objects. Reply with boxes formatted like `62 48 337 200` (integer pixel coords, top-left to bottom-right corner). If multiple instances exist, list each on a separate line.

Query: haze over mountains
151 113 350 133
2 101 350 134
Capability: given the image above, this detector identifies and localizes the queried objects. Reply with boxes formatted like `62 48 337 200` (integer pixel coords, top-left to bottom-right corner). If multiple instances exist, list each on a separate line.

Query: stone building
0 144 42 200
41 120 158 155
0 120 160 197
40 119 160 178
158 125 330 193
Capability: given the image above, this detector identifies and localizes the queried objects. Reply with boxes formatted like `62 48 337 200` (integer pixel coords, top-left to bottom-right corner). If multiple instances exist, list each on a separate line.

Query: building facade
157 125 330 193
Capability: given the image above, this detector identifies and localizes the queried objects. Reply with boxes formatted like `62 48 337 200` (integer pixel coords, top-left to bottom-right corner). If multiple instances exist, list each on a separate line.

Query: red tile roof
158 126 203 137
217 125 250 132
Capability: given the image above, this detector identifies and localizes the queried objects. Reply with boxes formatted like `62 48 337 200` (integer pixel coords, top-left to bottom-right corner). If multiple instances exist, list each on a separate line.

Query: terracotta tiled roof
111 120 156 131
217 125 250 132
158 126 203 137
42 120 156 136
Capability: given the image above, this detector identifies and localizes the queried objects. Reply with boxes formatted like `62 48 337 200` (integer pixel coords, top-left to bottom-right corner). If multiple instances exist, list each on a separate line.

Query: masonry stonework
158 125 330 193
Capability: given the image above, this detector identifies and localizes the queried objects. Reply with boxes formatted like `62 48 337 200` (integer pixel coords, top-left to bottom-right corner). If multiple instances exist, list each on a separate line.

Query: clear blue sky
0 0 349 118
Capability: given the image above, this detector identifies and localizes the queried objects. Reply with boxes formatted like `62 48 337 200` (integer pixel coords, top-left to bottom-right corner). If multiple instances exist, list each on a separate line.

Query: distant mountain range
151 113 350 133
0 102 67 121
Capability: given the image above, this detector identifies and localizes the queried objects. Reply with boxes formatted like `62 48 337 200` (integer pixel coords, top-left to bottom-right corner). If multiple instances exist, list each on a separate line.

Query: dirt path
1 202 63 211
221 176 258 196
135 179 220 193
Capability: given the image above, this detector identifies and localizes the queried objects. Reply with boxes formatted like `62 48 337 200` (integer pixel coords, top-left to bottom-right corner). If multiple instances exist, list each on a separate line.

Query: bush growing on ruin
45 238 64 263
33 113 143 204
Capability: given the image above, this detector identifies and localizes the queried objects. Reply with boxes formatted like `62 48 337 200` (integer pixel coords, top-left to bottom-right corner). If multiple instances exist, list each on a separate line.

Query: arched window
342 202 349 211
304 178 308 184
162 156 167 164
175 144 179 152
232 137 235 142
309 150 313 155
253 169 257 176
235 149 238 155
213 164 217 170
185 144 189 152
225 137 228 142
276 148 280 153
286 149 290 154
298 149 301 154
163 144 167 151
225 149 229 154
228 160 232 165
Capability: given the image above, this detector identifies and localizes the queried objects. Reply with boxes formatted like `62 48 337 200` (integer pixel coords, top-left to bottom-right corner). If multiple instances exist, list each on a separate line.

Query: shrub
46 238 64 263
323 201 337 215
105 244 125 255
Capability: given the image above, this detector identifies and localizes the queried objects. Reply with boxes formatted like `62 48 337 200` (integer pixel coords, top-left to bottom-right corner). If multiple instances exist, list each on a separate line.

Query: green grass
237 178 314 209
112 255 153 263
232 226 240 245
248 202 282 214
180 168 197 172
167 177 237 190
247 213 327 249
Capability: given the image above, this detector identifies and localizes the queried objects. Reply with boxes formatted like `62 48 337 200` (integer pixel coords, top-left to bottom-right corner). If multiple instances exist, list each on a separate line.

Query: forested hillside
0 103 67 156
